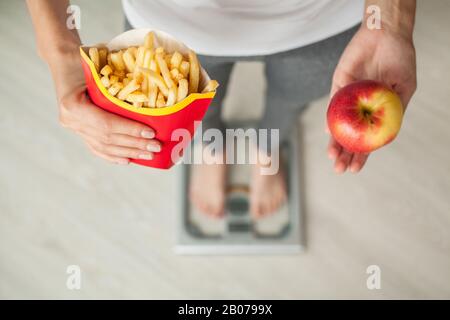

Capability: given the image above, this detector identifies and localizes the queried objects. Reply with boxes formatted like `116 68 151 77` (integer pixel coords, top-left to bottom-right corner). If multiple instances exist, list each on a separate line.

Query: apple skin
327 80 404 154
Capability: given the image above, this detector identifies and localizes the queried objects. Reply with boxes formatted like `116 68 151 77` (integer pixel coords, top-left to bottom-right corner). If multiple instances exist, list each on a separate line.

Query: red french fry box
80 29 216 169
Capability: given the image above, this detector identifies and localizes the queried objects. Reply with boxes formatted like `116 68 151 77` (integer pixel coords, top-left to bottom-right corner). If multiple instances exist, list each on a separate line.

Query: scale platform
175 126 304 255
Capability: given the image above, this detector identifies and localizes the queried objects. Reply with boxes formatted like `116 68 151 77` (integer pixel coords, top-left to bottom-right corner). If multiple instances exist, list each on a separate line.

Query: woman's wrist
46 43 86 102
363 0 416 41
44 39 80 69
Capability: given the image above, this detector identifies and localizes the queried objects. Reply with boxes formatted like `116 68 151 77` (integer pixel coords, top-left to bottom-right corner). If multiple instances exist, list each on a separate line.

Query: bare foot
249 157 287 218
189 152 227 218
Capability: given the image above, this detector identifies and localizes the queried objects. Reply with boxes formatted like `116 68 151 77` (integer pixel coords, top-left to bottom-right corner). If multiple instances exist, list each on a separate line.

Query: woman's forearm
26 0 85 99
364 0 416 40
26 0 81 64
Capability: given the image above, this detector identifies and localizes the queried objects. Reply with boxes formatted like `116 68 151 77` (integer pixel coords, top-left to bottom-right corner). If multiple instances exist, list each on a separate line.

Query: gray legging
125 19 358 147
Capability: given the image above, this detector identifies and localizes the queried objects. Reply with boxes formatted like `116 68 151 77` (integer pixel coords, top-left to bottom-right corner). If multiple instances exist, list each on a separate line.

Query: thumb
394 81 417 111
329 71 356 98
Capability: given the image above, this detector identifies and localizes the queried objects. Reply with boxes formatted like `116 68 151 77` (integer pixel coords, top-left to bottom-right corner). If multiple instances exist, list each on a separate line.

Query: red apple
327 80 404 154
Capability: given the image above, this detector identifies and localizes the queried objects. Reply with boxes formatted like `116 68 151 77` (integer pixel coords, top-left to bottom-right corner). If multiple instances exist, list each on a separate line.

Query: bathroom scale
174 125 304 255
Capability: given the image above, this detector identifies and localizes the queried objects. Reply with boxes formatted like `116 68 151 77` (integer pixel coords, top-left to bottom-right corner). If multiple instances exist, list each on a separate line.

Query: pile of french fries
87 32 218 108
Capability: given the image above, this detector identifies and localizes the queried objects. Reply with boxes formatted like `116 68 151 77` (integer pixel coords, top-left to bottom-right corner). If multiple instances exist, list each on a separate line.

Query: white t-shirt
122 0 364 56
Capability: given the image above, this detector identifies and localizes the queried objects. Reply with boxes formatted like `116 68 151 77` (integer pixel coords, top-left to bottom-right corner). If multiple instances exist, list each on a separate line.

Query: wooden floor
0 0 449 299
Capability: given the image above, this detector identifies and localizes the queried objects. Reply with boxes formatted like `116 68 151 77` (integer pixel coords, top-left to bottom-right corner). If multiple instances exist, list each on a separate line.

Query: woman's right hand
52 52 161 165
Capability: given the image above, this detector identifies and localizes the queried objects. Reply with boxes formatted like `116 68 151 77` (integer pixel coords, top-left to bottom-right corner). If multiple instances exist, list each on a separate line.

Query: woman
27 0 417 218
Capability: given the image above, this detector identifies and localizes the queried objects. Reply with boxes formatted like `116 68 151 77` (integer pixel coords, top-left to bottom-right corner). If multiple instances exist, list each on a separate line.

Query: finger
330 70 356 98
86 142 129 165
104 113 156 138
101 144 154 160
330 83 341 99
397 82 417 111
327 137 342 160
107 133 161 152
82 133 154 160
349 153 370 173
334 149 353 174
77 125 159 151
72 104 156 140
324 117 331 134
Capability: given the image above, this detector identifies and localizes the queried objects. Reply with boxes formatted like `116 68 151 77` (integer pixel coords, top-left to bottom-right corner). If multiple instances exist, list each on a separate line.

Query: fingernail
329 151 338 160
146 144 161 152
350 166 359 173
117 159 129 165
335 165 344 174
141 130 155 139
139 153 153 160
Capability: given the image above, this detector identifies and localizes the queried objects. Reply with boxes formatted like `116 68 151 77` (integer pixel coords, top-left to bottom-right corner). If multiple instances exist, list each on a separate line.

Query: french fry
149 59 159 74
141 75 148 94
179 61 190 78
118 79 140 100
144 32 155 50
170 51 183 69
133 102 143 108
108 82 123 96
109 75 119 85
155 52 175 89
123 48 136 73
113 69 125 79
156 91 166 108
148 84 158 108
188 50 200 93
126 91 148 103
138 67 169 97
123 78 130 86
99 48 108 69
143 49 153 69
134 72 145 85
89 47 100 72
166 86 177 106
170 68 184 84
128 46 137 58
111 51 126 71
100 75 111 88
165 54 172 66
107 53 113 68
155 46 164 54
100 64 112 77
177 78 188 102
202 80 219 93
135 46 146 68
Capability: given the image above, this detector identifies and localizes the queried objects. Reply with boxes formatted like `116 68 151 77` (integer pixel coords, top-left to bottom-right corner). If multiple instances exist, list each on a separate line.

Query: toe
212 203 223 218
206 203 220 218
250 200 261 219
268 199 277 215
200 203 212 217
261 201 271 216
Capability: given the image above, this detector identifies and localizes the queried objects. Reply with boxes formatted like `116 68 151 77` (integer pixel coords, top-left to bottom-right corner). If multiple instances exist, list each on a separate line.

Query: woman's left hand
328 25 417 173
